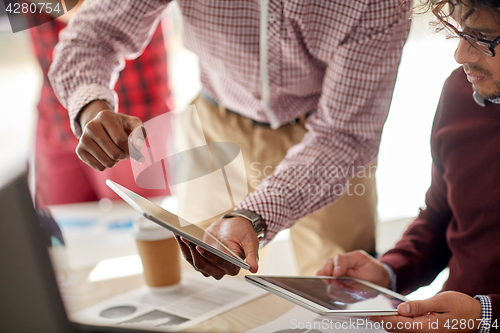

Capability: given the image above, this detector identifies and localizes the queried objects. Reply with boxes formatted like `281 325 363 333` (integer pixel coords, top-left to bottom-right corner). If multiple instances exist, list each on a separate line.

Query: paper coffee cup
133 217 181 291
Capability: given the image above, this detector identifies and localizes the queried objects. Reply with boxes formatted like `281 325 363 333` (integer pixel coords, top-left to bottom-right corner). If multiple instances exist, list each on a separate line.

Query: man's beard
465 64 500 99
473 84 500 100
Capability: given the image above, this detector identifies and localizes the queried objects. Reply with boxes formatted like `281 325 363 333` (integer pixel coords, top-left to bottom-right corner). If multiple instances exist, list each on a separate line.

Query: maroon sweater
380 68 500 324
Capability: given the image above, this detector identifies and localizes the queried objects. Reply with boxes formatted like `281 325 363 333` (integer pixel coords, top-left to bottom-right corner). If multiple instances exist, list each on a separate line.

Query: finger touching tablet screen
106 179 250 270
245 276 408 316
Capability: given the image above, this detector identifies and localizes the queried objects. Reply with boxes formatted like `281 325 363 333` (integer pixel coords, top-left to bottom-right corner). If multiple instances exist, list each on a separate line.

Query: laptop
0 170 156 333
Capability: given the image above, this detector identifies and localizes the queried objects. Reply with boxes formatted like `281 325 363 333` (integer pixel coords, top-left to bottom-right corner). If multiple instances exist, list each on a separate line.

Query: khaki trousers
192 95 377 276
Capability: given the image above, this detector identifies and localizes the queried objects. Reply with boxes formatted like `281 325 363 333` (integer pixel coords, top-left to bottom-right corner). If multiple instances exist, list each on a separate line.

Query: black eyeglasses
432 1 500 57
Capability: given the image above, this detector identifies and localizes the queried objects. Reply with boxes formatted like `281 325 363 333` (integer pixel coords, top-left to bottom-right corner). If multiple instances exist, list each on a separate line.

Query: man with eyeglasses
316 1 500 332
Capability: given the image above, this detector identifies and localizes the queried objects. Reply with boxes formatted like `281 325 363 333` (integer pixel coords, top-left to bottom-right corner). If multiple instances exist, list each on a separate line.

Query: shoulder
441 67 472 101
433 67 476 126
436 66 500 123
429 67 474 160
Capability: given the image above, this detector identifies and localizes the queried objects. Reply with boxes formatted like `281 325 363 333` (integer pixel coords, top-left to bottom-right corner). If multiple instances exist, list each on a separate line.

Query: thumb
122 115 146 149
398 298 443 317
129 126 146 151
241 236 259 273
126 121 147 164
332 254 356 277
123 116 147 151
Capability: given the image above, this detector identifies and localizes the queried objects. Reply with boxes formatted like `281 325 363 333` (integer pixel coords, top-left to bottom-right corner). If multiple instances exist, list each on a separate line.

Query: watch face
253 220 264 232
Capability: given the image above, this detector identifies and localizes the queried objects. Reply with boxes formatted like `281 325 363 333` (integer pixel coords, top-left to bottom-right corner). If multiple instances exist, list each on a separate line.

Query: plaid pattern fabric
476 295 493 333
49 0 411 241
28 11 174 148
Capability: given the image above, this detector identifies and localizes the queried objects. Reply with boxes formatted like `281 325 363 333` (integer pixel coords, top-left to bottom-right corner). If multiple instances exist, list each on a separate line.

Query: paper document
71 272 267 332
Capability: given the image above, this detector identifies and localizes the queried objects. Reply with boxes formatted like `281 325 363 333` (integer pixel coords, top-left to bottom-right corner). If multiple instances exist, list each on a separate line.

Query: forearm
380 98 454 294
48 0 169 136
379 217 451 295
237 130 380 242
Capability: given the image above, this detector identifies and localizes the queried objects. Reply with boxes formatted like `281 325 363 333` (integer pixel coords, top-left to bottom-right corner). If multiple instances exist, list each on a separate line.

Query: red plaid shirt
28 11 174 148
49 0 411 241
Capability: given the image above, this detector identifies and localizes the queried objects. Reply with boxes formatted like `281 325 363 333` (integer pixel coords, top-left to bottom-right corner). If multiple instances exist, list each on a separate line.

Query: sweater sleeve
379 79 453 295
48 0 170 137
491 295 500 332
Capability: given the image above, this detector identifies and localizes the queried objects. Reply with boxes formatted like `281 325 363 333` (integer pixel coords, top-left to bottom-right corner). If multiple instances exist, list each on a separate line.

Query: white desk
48 200 295 332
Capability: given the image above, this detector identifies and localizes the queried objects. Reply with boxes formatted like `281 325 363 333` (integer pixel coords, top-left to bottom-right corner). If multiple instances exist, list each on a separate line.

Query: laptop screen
0 171 173 332
0 171 72 332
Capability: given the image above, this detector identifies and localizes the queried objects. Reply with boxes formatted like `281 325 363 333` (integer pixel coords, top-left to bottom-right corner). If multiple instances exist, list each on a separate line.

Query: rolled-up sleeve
238 0 411 241
49 0 170 136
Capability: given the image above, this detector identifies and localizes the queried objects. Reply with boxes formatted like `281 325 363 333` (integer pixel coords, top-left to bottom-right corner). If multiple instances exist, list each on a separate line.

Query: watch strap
222 209 265 240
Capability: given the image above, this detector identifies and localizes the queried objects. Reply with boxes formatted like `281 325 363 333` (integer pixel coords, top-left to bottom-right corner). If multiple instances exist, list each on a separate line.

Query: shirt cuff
381 262 397 292
67 83 118 137
236 186 292 242
475 295 493 333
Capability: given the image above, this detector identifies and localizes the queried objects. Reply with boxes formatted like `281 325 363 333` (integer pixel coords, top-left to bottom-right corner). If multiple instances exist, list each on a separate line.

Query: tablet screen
257 277 404 312
106 180 249 270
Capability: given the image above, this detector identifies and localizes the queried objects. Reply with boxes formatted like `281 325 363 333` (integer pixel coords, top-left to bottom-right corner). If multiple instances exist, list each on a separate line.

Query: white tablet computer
106 180 250 270
245 275 408 316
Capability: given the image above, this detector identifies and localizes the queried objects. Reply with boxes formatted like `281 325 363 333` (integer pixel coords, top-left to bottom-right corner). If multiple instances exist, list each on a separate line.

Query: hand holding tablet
174 216 260 279
317 250 392 290
106 180 251 271
107 179 407 318
245 275 408 316
246 250 408 316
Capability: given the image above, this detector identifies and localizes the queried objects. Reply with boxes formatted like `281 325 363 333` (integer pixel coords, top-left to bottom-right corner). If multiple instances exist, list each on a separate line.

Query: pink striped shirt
49 0 412 242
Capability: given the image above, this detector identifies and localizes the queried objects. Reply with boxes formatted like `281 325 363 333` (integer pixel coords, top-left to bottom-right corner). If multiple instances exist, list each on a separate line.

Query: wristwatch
222 209 266 243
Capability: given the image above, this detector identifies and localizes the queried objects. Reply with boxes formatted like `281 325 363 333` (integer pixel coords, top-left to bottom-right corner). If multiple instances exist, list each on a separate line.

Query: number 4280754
444 319 498 330
5 2 62 14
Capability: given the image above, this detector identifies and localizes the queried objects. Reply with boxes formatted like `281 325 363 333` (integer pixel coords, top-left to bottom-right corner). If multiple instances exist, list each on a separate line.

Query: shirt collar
488 96 500 105
473 91 500 107
473 92 486 107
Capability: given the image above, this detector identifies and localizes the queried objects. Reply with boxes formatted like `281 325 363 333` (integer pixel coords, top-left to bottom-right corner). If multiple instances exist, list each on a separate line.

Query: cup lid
132 216 174 241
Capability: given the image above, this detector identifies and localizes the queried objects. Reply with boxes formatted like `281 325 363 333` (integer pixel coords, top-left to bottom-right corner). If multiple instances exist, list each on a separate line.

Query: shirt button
269 63 277 72
268 12 277 23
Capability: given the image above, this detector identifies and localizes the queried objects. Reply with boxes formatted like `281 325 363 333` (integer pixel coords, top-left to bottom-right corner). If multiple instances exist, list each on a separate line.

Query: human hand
369 291 483 333
316 250 390 289
76 100 146 171
175 217 259 279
